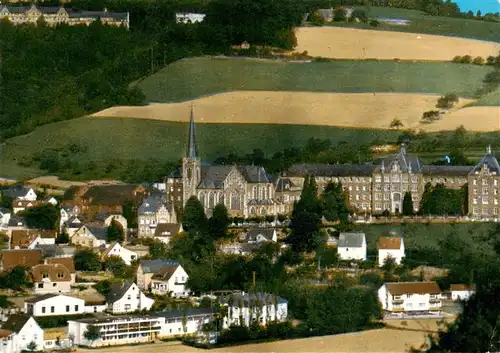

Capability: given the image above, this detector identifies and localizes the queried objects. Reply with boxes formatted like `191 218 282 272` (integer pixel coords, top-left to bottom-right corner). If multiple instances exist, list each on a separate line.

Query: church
165 108 284 219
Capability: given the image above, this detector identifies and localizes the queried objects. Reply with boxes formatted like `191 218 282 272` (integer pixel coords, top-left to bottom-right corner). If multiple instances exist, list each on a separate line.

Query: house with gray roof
221 292 288 328
337 232 367 261
136 259 180 290
105 280 154 314
137 194 176 237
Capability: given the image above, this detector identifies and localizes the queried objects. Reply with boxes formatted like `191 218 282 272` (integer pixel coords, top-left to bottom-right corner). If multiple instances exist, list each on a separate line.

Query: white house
221 292 288 328
450 284 475 301
0 329 15 353
377 236 405 266
150 263 190 298
25 294 85 317
68 315 163 347
1 185 37 201
31 263 74 294
63 216 83 237
1 315 44 353
59 206 80 232
136 259 180 290
70 224 107 248
175 12 205 24
378 282 442 314
337 232 367 261
0 207 11 229
101 242 138 265
154 223 183 244
105 281 154 314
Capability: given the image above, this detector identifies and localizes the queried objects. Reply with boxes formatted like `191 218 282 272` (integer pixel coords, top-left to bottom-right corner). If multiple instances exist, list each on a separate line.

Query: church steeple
186 104 198 159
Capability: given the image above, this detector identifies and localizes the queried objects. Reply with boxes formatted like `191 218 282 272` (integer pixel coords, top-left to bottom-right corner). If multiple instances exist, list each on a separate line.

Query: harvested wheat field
79 318 453 353
92 91 500 132
295 27 500 61
26 176 125 189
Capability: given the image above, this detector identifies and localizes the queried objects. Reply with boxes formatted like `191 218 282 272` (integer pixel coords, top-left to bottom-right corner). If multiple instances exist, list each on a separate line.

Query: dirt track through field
295 27 500 61
92 91 499 132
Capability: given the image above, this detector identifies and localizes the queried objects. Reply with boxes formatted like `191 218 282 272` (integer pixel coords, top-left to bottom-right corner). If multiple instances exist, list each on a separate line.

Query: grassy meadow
136 57 492 103
0 117 401 179
347 6 500 42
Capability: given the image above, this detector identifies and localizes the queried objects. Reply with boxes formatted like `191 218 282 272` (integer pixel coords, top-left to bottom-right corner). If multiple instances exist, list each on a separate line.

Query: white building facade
337 233 367 261
102 243 138 265
25 294 85 317
106 282 155 314
378 282 442 314
150 264 190 298
377 237 405 267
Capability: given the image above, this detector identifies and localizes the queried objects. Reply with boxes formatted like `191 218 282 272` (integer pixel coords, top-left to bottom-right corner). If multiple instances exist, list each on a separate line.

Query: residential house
12 199 50 214
59 205 80 232
1 315 44 353
377 237 405 266
70 224 107 248
62 184 147 217
95 213 128 231
46 257 76 282
0 329 15 353
175 12 205 24
378 282 442 314
0 207 11 229
41 196 58 206
10 230 57 250
0 249 42 271
1 185 37 201
221 292 288 328
25 294 85 317
137 194 176 238
136 259 180 290
337 232 367 261
105 281 154 314
123 244 149 258
31 263 73 294
68 315 163 347
101 242 137 265
83 296 107 314
0 5 129 28
63 216 83 237
150 263 190 298
154 308 214 338
450 284 475 301
220 228 277 256
153 223 183 244
43 327 70 350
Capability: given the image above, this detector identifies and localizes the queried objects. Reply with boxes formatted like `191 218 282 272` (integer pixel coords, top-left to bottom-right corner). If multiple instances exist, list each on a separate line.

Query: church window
252 186 257 199
199 193 205 207
209 192 215 208
187 167 192 180
260 208 266 216
250 207 256 216
230 193 239 210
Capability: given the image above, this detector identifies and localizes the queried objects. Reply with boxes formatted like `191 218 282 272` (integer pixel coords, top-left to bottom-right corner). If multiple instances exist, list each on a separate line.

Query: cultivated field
79 318 453 353
295 27 500 61
352 6 500 42
93 91 500 132
136 57 491 103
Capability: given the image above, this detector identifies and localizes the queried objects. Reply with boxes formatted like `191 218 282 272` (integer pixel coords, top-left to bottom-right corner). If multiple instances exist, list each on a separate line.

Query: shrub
333 7 347 22
460 55 472 64
436 93 459 109
452 55 462 63
369 19 380 27
422 110 441 122
473 56 485 65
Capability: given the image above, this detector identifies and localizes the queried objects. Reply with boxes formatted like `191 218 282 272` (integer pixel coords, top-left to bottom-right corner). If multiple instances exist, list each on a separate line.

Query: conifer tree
402 191 414 216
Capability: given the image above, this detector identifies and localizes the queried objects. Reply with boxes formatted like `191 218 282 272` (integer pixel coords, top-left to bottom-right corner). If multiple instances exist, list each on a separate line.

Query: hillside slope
294 27 500 61
92 91 499 132
135 57 492 103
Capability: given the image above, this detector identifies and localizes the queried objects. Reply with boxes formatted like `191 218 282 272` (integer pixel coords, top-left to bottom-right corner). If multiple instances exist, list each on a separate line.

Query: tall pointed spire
186 103 198 158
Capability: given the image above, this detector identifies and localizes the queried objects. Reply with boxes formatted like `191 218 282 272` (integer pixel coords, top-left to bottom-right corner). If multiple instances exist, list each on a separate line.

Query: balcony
429 298 441 304
392 307 405 312
392 298 404 304
429 307 441 311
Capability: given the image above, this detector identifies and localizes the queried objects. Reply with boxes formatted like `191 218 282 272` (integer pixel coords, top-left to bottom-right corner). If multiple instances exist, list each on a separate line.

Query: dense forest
0 0 497 141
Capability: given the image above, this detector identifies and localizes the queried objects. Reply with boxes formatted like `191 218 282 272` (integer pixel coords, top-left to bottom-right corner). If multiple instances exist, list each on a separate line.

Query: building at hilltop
166 107 284 219
277 146 499 220
0 4 129 28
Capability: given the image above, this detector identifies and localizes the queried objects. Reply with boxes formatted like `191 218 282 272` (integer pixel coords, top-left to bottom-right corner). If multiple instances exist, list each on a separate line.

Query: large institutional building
0 4 129 27
167 110 499 220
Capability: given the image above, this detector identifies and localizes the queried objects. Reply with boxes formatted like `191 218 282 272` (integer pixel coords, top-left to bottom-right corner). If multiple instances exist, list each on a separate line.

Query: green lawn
0 117 401 179
348 6 500 42
136 57 493 103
